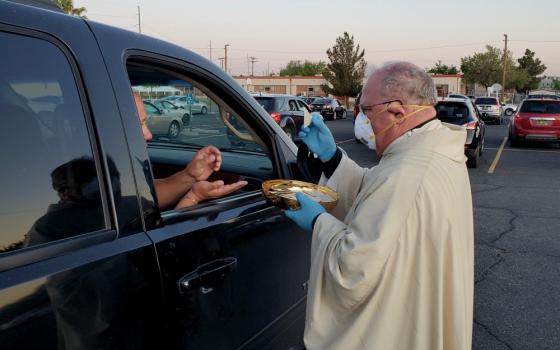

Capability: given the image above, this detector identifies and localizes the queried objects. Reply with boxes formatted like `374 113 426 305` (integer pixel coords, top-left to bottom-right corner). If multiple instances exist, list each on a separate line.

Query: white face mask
353 111 376 150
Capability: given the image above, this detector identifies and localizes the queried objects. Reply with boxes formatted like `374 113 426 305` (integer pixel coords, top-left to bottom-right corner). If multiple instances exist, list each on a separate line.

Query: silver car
173 95 209 114
143 100 186 139
475 97 503 124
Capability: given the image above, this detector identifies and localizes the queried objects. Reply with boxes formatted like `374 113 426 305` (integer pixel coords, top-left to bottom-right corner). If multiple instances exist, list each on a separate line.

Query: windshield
519 101 560 114
475 98 498 105
312 98 331 105
435 102 471 122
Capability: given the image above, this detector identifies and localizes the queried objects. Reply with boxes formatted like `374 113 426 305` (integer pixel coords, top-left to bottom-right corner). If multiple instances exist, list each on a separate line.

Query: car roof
441 98 469 104
523 98 560 102
251 93 299 100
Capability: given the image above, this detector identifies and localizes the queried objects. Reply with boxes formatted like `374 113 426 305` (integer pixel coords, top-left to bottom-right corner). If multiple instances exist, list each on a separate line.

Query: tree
427 60 459 75
505 66 531 92
279 60 326 76
553 79 560 91
517 49 547 90
55 0 87 18
460 46 502 88
322 32 366 102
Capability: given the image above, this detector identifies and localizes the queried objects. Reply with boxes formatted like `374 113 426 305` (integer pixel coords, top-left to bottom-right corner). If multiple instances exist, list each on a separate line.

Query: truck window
0 31 106 255
127 62 274 211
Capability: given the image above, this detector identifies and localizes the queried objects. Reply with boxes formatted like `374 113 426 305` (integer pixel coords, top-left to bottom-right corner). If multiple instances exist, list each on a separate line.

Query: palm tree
54 0 87 18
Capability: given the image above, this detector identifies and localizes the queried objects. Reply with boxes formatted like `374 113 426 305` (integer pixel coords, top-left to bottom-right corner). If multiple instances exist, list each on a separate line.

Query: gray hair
366 61 437 105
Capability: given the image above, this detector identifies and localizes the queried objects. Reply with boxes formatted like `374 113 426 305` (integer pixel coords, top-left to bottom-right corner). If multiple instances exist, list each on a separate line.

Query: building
233 76 328 96
233 73 483 100
539 76 559 90
430 74 466 98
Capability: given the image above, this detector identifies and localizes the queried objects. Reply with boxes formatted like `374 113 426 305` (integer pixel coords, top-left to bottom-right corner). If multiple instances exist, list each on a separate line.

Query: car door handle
178 257 237 293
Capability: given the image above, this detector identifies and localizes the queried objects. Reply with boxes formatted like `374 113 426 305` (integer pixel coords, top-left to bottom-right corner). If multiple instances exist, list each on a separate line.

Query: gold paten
262 180 338 211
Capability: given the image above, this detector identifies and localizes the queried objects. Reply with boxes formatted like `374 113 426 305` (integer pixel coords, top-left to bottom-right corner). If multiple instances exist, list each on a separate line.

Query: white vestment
305 120 474 350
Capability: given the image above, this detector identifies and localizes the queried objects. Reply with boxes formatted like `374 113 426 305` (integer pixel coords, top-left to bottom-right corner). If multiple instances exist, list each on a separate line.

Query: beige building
430 74 466 98
233 76 328 96
233 73 478 100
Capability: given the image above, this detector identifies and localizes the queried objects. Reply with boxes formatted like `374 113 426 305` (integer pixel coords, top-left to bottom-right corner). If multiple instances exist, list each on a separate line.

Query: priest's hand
285 192 326 232
298 113 337 162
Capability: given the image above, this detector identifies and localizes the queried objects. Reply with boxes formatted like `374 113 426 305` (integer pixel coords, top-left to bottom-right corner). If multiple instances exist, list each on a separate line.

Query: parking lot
329 115 560 350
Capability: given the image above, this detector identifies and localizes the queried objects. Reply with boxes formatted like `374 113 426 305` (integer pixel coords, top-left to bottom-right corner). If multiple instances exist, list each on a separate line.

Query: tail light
270 112 281 123
324 104 331 109
353 104 360 117
463 121 477 130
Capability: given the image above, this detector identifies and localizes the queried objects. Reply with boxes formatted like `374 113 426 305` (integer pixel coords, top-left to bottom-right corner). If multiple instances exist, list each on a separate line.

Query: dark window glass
162 101 177 109
312 98 331 105
435 102 473 125
0 31 105 254
475 98 498 105
520 101 560 114
143 101 159 114
254 97 279 113
297 100 310 112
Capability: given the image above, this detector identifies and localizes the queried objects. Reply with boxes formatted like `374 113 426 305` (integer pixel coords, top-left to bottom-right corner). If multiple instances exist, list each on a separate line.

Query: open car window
126 61 274 212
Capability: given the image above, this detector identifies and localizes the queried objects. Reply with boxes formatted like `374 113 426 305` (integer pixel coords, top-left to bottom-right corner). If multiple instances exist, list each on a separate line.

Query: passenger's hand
298 113 337 161
284 192 326 232
176 179 247 208
185 146 222 181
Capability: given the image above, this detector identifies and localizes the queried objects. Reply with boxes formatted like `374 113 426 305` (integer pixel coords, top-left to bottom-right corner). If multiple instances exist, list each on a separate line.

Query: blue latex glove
285 192 326 232
299 113 337 161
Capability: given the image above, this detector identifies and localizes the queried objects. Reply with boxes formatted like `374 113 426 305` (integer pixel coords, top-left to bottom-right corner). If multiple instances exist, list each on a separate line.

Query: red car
509 98 560 147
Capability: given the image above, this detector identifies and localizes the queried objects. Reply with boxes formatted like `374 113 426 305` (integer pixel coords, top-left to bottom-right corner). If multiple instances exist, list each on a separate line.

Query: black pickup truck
0 1 311 348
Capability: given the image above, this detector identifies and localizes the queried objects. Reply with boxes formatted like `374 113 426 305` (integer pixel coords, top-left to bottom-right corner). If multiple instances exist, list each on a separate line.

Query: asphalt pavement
326 116 560 350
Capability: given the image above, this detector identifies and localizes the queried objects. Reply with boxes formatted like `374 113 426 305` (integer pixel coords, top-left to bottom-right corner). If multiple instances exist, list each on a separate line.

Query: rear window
312 98 331 104
519 101 560 114
435 102 471 121
254 97 279 113
475 98 498 105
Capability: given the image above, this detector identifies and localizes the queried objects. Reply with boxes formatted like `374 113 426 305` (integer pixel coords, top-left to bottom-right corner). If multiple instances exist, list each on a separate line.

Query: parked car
309 97 346 120
142 100 185 139
448 93 470 100
509 98 560 147
436 98 486 168
173 95 209 114
474 96 503 124
252 94 308 140
502 103 518 116
0 2 311 349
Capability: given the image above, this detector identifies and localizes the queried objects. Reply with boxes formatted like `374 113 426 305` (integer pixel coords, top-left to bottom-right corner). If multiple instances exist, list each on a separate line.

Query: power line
509 40 560 43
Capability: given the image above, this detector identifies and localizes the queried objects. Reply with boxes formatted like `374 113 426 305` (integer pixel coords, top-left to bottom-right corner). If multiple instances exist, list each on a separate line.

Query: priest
285 61 474 350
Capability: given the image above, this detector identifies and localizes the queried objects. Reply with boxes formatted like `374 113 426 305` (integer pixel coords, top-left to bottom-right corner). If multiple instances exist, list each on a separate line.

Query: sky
74 0 560 76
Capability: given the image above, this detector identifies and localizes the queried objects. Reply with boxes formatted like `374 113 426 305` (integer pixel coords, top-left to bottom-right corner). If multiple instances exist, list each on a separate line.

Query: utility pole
247 54 250 76
209 40 212 61
224 44 230 73
501 33 508 101
218 57 224 70
249 56 258 76
137 6 141 33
